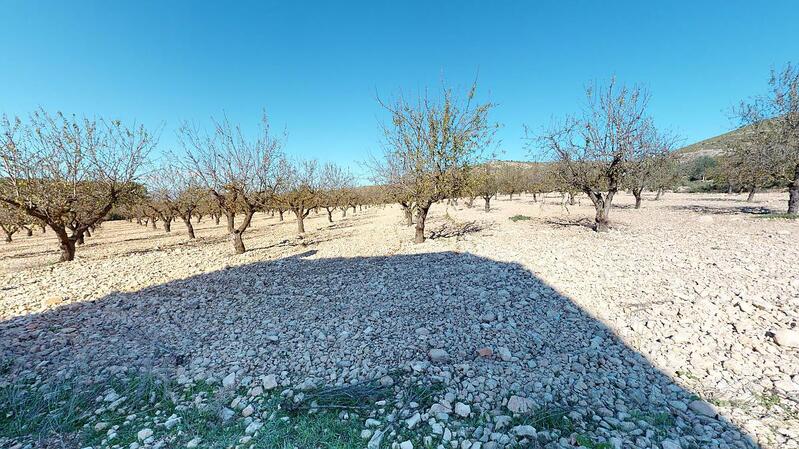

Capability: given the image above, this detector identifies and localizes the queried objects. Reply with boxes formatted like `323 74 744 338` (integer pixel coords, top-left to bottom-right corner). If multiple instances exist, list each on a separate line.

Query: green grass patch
509 215 532 222
574 434 613 449
511 406 574 433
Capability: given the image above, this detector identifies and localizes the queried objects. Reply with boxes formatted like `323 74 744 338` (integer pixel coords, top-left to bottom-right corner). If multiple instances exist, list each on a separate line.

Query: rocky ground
1 192 797 449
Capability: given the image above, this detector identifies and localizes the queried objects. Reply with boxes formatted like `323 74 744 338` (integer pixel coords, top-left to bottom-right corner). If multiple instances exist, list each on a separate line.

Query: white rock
367 429 384 449
688 400 717 418
137 428 153 441
400 440 413 449
773 329 799 348
222 372 236 388
429 349 450 363
506 395 535 414
262 374 278 390
186 437 202 448
406 412 421 429
245 420 262 435
512 425 537 437
454 402 471 417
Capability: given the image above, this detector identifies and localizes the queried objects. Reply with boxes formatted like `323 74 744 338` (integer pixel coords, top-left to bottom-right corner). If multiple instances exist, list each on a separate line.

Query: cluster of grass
510 405 574 433
0 372 367 449
509 215 532 222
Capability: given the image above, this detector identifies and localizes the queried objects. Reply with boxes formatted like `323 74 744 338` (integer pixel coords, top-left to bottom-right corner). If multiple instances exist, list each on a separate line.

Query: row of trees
4 64 792 260
0 111 370 261
722 64 799 209
372 79 679 236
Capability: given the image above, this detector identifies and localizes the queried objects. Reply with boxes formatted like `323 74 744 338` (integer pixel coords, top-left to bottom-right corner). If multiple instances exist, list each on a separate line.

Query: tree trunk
341 208 347 218
484 196 491 212
569 192 576 205
326 208 334 223
3 230 12 243
76 234 85 245
231 231 245 254
214 214 220 225
589 191 614 232
509 192 514 200
788 163 799 214
655 187 663 200
163 219 172 232
727 184 733 194
533 193 538 202
59 237 76 262
414 205 430 243
296 210 306 234
183 216 196 239
85 228 92 238
633 188 643 209
25 227 33 237
278 210 285 221
151 219 157 229
746 187 756 202
403 206 413 225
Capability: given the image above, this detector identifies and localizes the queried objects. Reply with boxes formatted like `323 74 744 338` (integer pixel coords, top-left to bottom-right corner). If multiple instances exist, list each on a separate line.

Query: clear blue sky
2 1 797 180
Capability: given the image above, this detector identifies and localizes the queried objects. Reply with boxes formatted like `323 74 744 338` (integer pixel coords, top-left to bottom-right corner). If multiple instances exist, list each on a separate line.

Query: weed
509 215 532 222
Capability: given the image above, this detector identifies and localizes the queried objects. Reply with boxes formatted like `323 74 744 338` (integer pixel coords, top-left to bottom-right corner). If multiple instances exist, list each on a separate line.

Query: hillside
676 124 758 160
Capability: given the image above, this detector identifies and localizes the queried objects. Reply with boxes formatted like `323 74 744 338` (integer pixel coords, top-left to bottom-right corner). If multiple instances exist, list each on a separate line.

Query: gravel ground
1 192 797 449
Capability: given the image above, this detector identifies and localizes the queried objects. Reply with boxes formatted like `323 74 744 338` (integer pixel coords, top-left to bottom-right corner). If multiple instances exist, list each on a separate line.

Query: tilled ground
1 192 797 449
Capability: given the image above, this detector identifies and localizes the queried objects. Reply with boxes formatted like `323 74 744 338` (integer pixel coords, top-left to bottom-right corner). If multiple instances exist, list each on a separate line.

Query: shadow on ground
0 251 759 448
670 205 776 216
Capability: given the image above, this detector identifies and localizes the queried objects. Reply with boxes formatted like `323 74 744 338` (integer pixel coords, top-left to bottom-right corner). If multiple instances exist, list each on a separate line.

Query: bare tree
319 162 354 223
146 164 206 239
468 164 500 212
283 159 319 234
534 80 651 231
376 82 498 243
0 202 27 242
180 113 284 254
0 111 153 261
736 63 799 213
625 121 677 208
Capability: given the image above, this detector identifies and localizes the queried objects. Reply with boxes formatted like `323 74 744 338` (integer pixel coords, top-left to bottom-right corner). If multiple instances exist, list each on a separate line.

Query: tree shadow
0 251 761 448
427 221 488 240
670 205 776 216
542 217 597 230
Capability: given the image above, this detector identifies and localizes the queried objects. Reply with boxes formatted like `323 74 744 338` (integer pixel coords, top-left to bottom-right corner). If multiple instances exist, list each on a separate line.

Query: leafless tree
180 112 285 254
319 162 354 223
468 164 500 212
534 79 651 231
625 121 677 208
375 82 498 243
283 159 319 234
736 63 799 213
146 163 206 238
0 110 153 261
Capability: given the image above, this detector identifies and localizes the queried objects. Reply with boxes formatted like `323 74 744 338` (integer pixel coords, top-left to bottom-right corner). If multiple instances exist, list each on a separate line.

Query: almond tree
376 82 498 243
283 159 319 234
0 202 26 242
180 113 284 254
0 111 153 261
737 63 799 213
469 164 500 212
146 164 206 238
534 80 651 231
625 121 677 209
319 162 354 223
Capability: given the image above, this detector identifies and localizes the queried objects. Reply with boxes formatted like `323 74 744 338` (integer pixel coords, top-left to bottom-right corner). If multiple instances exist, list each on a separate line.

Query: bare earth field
1 192 797 449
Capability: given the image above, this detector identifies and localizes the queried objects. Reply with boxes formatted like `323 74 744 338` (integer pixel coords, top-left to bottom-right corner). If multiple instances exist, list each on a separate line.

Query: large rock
429 349 450 363
773 329 799 348
506 395 535 414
